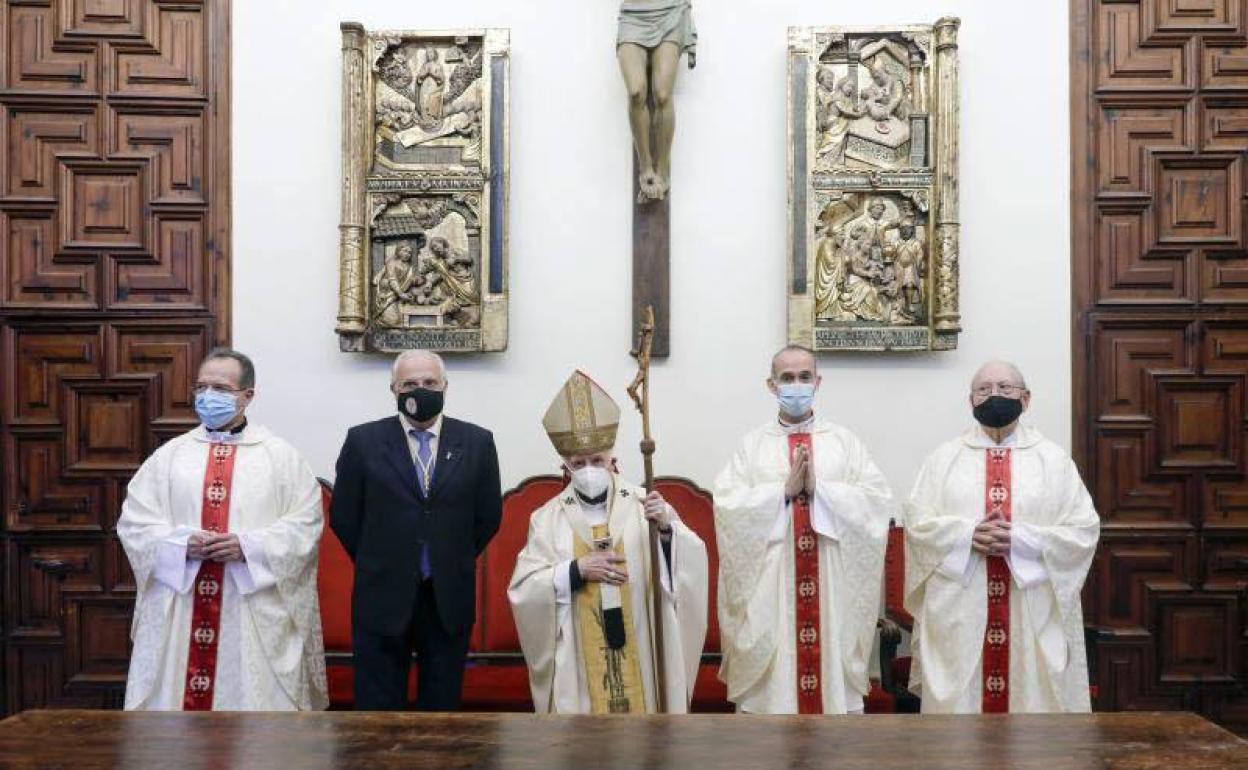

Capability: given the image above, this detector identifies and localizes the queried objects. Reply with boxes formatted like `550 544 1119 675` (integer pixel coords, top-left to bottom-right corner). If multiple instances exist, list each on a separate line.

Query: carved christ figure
617 0 697 202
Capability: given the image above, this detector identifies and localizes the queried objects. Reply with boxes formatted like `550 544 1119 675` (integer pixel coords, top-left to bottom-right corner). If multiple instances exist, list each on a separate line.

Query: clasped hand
971 510 1011 557
785 444 817 501
188 532 245 563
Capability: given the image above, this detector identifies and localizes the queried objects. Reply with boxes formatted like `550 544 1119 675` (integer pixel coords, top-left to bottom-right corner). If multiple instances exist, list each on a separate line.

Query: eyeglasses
971 383 1026 398
192 384 246 396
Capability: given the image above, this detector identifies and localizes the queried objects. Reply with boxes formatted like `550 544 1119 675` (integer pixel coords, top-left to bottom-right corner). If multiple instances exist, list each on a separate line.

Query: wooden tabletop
0 710 1245 769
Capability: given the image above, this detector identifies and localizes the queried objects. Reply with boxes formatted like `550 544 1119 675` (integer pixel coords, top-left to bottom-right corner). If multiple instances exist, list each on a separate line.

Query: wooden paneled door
0 0 229 713
1073 0 1248 731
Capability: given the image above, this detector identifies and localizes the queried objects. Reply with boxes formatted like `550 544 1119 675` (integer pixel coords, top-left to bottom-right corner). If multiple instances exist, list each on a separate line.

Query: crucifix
616 0 696 357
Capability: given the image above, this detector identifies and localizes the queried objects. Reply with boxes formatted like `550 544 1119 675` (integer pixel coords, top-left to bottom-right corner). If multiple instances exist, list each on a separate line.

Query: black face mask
973 395 1024 429
397 388 444 423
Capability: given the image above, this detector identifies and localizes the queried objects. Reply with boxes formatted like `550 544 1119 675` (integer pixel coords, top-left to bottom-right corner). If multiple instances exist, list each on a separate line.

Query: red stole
182 443 238 711
788 433 822 714
981 447 1011 713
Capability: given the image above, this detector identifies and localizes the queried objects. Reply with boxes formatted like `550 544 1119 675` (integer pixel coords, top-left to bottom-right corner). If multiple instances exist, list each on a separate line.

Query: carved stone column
909 50 927 114
932 16 961 344
336 22 368 350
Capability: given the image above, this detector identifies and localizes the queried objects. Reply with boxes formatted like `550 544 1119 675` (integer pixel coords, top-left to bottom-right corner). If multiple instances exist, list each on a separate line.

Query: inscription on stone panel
814 326 930 350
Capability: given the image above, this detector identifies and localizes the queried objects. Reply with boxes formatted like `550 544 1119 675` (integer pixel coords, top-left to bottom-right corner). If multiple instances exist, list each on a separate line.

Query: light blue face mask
195 388 239 430
776 382 816 419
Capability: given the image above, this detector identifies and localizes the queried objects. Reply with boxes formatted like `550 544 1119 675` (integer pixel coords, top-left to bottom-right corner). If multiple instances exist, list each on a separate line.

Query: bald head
771 345 817 378
391 350 447 392
971 360 1027 392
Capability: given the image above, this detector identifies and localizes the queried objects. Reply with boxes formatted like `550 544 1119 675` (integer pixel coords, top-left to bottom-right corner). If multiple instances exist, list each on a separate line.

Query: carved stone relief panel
338 25 509 353
787 20 960 352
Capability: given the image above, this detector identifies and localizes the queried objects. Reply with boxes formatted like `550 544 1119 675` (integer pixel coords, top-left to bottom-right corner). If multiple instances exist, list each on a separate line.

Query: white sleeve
936 521 977 586
767 502 791 544
154 527 201 594
810 482 839 541
227 532 278 596
554 559 575 606
1008 522 1050 589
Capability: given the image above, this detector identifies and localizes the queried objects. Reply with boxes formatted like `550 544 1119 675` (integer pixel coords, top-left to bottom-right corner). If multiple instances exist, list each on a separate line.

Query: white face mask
570 466 611 499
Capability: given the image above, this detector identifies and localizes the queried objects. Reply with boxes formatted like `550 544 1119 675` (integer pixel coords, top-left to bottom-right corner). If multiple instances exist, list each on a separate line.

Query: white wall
233 0 1071 497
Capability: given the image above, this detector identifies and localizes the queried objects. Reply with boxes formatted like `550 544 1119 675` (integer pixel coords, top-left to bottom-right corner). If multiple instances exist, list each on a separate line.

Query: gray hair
391 350 447 384
202 348 255 389
971 360 1027 389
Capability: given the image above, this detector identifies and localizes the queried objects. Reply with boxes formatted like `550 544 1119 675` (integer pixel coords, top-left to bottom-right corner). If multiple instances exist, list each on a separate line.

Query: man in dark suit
330 350 502 710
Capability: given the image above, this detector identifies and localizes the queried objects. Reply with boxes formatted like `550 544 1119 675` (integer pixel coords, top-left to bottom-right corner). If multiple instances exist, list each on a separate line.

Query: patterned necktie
410 429 434 579
411 429 434 494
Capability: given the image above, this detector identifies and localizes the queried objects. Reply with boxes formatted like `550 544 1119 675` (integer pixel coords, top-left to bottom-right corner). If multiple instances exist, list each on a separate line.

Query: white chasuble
118 425 328 711
904 425 1100 714
713 418 894 714
508 477 709 714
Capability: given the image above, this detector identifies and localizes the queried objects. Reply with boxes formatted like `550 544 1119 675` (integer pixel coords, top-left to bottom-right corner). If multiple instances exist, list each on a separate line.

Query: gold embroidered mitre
542 370 619 457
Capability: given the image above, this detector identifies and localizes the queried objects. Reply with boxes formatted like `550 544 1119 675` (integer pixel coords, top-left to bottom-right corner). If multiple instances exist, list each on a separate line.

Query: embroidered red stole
182 443 237 711
982 447 1012 713
788 433 822 714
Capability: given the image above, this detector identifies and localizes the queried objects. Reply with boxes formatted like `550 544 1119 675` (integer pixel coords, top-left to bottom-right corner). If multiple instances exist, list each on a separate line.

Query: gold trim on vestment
572 496 645 714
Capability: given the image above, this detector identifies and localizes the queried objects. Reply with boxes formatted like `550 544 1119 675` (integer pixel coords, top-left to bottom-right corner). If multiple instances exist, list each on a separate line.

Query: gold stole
572 507 646 714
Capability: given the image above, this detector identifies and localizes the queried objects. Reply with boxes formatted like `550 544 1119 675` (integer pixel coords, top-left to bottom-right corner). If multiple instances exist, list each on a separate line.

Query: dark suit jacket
330 415 502 637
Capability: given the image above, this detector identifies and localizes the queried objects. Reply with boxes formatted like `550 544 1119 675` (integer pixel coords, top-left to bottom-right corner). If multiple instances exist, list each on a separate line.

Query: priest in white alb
508 370 709 713
118 349 328 711
904 360 1099 714
714 346 894 714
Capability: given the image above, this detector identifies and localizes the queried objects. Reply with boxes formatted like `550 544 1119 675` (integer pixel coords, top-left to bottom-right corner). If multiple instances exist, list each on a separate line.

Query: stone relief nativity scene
788 20 961 352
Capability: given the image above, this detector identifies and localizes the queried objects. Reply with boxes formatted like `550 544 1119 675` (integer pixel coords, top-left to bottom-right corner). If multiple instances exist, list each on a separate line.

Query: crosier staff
626 304 666 713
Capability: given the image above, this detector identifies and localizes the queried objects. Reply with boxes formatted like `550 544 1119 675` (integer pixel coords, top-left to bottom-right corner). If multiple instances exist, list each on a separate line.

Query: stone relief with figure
789 19 961 352
338 24 509 353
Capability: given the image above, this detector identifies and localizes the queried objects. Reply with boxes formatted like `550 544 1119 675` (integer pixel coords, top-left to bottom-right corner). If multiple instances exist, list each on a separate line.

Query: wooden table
0 710 1245 769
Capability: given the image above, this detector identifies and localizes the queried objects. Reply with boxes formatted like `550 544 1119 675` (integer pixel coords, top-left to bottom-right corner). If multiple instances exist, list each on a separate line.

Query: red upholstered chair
316 479 355 708
654 477 731 712
316 474 729 711
865 521 920 713
466 475 564 710
316 476 545 710
316 478 420 708
470 475 731 712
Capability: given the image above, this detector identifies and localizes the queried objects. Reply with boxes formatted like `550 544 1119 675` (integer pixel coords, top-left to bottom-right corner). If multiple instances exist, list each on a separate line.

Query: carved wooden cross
632 163 670 358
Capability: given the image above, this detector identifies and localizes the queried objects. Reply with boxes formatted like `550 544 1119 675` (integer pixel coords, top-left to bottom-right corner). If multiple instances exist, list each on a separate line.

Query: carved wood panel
1074 0 1248 732
0 0 229 714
